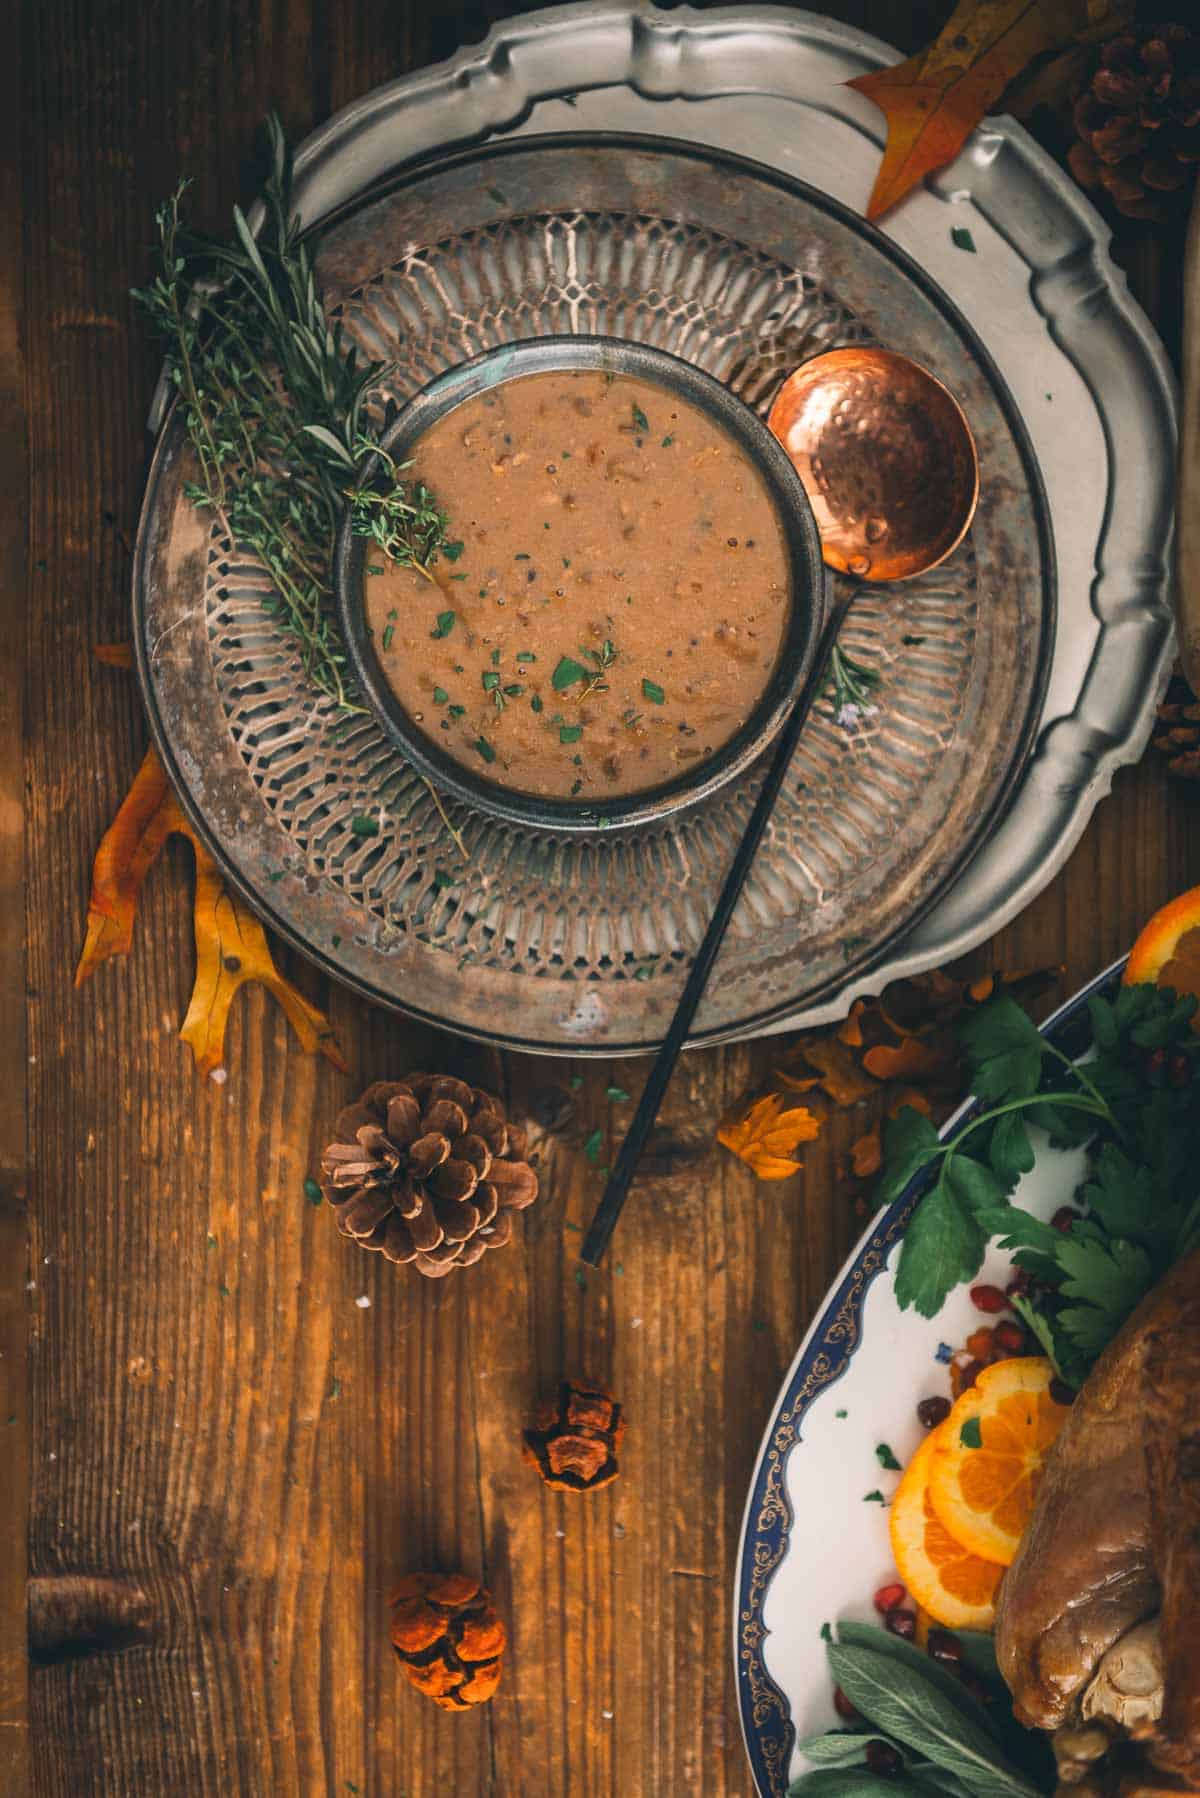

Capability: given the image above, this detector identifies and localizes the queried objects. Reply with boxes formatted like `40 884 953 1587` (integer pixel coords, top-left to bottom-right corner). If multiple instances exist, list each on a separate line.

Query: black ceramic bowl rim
334 336 829 835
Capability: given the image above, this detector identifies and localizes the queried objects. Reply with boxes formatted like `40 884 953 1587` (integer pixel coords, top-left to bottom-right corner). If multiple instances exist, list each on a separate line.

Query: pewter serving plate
734 960 1123 1795
134 5 1176 1054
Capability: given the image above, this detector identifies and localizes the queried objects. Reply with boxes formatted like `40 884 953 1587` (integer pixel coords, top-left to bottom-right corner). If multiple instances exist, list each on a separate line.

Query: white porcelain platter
734 961 1121 1794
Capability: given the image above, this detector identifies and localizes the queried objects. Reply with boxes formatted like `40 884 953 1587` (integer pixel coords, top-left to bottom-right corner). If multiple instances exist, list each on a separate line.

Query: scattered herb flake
553 654 589 690
875 1442 902 1471
951 225 977 253
960 1417 983 1449
863 1490 886 1504
606 1085 630 1102
433 870 454 891
432 686 448 704
351 815 380 838
641 678 665 705
448 704 466 720
516 650 537 663
304 1177 323 1207
575 1268 587 1291
531 695 544 714
631 401 649 434
835 1409 848 1419
661 434 674 448
431 610 455 638
475 736 496 764
482 670 501 691
559 724 583 744
583 1128 604 1162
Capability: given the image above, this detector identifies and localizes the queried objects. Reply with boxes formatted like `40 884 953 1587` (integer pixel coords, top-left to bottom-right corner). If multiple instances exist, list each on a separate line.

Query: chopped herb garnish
303 1177 323 1206
641 678 665 704
351 815 380 838
432 870 454 891
552 654 590 691
516 650 537 663
559 724 583 744
661 434 674 448
447 704 466 719
366 563 384 576
433 686 448 704
875 1442 902 1471
431 610 455 638
835 1409 848 1419
570 1073 583 1091
503 683 524 697
530 694 544 713
443 541 464 561
449 572 467 581
634 965 653 981
381 625 395 650
482 671 501 691
606 1085 630 1102
960 1417 983 1449
951 225 977 253
631 401 649 434
474 736 496 764
514 552 531 560
570 778 583 796
863 1490 887 1504
491 648 501 666
583 1128 604 1162
562 556 571 569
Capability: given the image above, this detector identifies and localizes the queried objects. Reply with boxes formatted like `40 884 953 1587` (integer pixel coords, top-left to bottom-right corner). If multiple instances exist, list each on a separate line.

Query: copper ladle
581 349 979 1268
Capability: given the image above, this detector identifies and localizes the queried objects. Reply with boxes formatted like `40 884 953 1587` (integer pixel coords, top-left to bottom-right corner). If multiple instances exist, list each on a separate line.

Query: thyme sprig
133 114 454 708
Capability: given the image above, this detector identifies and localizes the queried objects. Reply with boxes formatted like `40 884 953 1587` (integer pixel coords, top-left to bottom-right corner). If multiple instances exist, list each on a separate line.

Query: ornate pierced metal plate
136 134 1053 1052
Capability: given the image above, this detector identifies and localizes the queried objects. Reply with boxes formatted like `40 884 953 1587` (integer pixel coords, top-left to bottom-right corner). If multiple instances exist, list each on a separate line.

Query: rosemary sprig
132 113 454 708
826 642 882 724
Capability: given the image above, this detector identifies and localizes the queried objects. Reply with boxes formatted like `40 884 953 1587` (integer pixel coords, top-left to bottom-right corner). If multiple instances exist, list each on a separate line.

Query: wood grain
10 2 1199 1794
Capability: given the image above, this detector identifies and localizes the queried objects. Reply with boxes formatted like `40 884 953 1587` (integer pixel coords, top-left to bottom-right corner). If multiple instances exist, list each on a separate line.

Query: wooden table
3 3 1196 1791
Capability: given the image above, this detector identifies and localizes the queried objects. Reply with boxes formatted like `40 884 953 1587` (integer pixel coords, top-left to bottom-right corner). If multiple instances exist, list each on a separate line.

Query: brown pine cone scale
523 1380 626 1492
319 1074 537 1277
1069 22 1200 220
390 1572 506 1709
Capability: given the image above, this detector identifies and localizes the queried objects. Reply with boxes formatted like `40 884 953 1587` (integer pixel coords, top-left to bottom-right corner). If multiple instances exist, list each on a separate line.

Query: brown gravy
364 369 790 800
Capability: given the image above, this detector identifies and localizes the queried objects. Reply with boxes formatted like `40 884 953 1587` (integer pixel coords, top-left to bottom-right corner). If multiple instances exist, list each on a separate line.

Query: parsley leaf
959 997 1045 1103
877 1106 941 1207
552 655 589 691
893 1171 988 1319
1055 1235 1153 1354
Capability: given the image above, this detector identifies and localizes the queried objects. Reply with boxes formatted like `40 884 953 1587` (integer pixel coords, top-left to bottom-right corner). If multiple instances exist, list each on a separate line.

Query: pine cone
522 1380 625 1492
389 1572 506 1709
319 1074 538 1277
1068 22 1200 219
1152 671 1200 778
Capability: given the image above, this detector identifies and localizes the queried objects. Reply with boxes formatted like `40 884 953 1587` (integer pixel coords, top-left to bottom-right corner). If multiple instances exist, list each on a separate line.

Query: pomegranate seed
969 1283 1007 1314
1050 1377 1076 1407
833 1685 860 1721
992 1319 1026 1356
1051 1206 1078 1233
1005 1268 1034 1298
1146 1047 1168 1083
1168 1051 1191 1087
885 1607 917 1640
966 1326 996 1363
928 1627 963 1664
917 1395 951 1430
865 1740 903 1777
873 1582 906 1615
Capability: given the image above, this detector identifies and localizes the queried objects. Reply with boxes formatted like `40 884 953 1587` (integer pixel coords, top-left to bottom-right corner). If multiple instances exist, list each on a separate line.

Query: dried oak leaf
847 0 1127 220
389 1572 506 1710
76 744 346 1080
717 1092 820 1180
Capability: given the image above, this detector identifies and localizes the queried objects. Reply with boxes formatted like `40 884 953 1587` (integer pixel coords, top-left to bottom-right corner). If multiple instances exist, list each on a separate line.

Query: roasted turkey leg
995 1247 1200 1783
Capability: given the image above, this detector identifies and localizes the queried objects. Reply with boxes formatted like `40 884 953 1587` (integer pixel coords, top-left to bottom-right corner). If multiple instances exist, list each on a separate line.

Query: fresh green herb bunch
133 114 454 707
791 1621 1054 1795
878 981 1200 1385
826 643 882 722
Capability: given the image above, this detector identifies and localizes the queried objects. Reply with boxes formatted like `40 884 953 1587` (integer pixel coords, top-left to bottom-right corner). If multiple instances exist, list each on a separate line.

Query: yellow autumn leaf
717 1093 821 1181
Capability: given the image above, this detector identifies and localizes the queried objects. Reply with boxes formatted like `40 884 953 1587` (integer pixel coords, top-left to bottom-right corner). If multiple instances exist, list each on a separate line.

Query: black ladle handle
579 590 855 1268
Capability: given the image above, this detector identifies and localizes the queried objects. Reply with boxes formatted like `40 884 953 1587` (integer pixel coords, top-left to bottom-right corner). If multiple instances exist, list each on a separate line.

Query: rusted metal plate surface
136 134 1053 1053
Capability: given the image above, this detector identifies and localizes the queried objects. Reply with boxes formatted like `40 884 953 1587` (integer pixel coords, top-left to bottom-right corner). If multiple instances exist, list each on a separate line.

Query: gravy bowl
334 336 828 834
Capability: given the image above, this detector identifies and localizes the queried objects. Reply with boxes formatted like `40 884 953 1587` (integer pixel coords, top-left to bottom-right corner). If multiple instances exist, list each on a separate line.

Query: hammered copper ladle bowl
581 347 979 1268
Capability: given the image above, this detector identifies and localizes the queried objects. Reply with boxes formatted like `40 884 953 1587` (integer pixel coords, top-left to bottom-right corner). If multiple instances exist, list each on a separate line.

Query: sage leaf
834 1624 999 1742
792 1731 870 1766
788 1774 938 1797
302 423 357 468
827 1644 1041 1798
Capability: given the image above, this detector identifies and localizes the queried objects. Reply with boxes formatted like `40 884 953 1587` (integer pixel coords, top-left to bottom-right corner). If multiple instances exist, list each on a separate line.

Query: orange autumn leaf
77 742 347 1079
849 1126 883 1179
784 1035 877 1108
847 0 1098 220
861 1037 955 1084
717 1093 821 1181
182 842 348 1078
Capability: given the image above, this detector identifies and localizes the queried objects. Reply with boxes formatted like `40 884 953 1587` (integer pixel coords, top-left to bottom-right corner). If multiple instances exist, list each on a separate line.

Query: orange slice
1125 885 1200 1002
927 1358 1070 1566
889 1428 1002 1630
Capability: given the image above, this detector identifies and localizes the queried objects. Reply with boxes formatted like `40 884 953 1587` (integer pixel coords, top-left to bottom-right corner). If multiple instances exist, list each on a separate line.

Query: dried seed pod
389 1572 506 1710
522 1379 626 1493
